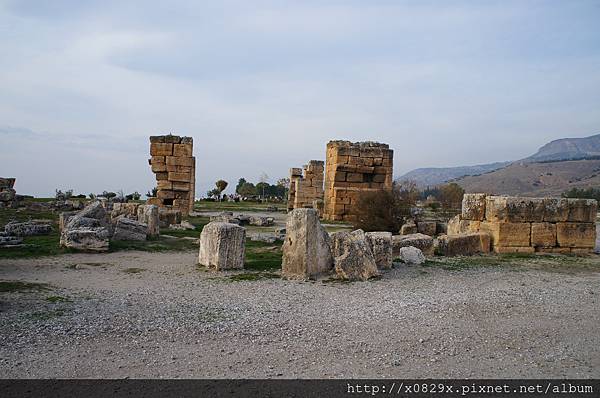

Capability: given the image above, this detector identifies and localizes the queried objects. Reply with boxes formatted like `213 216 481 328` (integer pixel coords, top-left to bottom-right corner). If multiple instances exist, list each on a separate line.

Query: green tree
215 180 228 201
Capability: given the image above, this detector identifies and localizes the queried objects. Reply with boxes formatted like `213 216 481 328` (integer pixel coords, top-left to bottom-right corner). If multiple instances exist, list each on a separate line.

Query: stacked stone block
287 160 324 211
451 194 597 254
0 178 17 208
147 135 195 215
323 141 394 222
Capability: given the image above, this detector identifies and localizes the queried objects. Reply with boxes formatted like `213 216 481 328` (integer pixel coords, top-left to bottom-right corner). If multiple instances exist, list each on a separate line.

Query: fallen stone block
400 221 417 235
158 208 182 228
59 211 79 233
461 193 486 221
417 221 437 236
392 233 434 256
331 229 379 281
556 222 596 248
137 205 160 237
397 246 425 265
198 222 246 270
365 231 393 270
0 236 23 247
249 216 274 227
112 218 148 241
436 233 491 256
60 227 110 252
4 221 52 237
282 209 332 279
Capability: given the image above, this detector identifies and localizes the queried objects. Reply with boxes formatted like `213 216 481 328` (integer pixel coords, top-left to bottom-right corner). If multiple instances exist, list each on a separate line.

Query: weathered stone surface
249 216 274 227
365 232 393 269
479 221 530 247
0 177 16 189
436 233 491 256
76 201 110 228
447 215 481 235
400 221 418 235
331 229 379 281
0 188 16 202
461 193 486 221
397 246 425 265
60 227 110 252
556 222 596 248
493 246 535 254
158 208 182 228
566 199 598 223
0 235 23 246
485 196 544 223
198 222 246 270
137 205 160 237
112 218 148 241
416 221 437 236
531 222 557 248
66 216 102 230
542 198 569 222
392 233 434 256
59 211 79 232
111 203 140 222
282 209 332 279
436 221 447 235
4 221 52 236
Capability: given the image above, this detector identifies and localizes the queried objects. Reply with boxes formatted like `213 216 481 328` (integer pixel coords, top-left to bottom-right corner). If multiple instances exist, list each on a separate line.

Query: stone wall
287 160 324 211
147 135 195 215
0 178 17 208
450 193 598 254
322 141 393 222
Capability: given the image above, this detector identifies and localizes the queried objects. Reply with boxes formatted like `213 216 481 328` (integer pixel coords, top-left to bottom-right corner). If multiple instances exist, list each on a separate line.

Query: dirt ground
1 250 599 379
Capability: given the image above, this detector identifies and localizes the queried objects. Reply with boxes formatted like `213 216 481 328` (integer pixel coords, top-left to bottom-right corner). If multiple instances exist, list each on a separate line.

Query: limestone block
556 222 596 248
331 229 379 281
150 156 165 164
436 233 491 256
60 227 110 252
542 198 569 222
150 143 173 156
392 233 434 256
479 221 530 247
168 172 192 182
570 248 594 254
157 180 173 190
149 136 166 143
461 193 486 221
166 156 195 167
173 143 193 157
198 222 246 270
282 209 333 279
146 197 162 206
400 221 418 235
531 222 556 248
137 205 160 237
365 232 393 269
535 247 571 254
567 199 598 223
417 221 437 236
158 209 182 228
155 172 168 181
4 221 52 237
447 215 481 235
163 135 181 144
493 246 535 254
0 177 16 189
59 211 79 232
112 218 148 241
397 246 425 265
172 182 191 191
158 190 175 200
0 188 16 202
485 196 544 222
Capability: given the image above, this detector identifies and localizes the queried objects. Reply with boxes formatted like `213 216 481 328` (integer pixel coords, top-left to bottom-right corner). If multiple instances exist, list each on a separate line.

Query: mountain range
399 133 600 196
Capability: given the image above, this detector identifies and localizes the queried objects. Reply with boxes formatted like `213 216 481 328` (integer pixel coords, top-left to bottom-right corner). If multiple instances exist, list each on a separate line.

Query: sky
1 0 600 197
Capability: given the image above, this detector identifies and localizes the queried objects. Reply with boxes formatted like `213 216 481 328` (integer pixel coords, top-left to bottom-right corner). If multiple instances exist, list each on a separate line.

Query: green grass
194 200 285 213
46 295 72 303
0 280 50 293
244 240 282 271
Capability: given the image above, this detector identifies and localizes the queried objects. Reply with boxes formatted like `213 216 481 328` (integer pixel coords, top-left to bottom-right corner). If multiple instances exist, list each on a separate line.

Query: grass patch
0 280 50 293
424 255 506 271
194 201 284 213
122 267 145 274
46 295 72 303
321 277 351 284
228 272 280 282
244 240 282 271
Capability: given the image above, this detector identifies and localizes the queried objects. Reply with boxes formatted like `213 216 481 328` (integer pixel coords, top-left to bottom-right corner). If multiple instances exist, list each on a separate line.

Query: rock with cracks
331 229 379 281
397 246 426 265
365 231 393 270
198 222 246 271
282 209 333 280
112 218 148 241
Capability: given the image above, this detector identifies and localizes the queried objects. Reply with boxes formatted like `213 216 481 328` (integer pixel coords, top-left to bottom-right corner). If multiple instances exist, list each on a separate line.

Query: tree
353 181 415 232
207 188 220 200
215 180 228 201
259 172 269 199
439 183 465 210
146 187 158 198
235 178 247 194
238 182 256 197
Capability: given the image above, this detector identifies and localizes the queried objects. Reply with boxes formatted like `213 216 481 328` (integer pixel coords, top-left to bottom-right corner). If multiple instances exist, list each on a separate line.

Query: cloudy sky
1 0 599 197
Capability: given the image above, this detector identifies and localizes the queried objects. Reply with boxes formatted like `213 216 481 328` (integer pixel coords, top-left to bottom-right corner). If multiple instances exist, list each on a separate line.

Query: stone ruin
147 134 195 216
0 178 20 208
282 208 393 281
287 161 325 213
323 141 394 222
449 194 598 254
198 222 246 271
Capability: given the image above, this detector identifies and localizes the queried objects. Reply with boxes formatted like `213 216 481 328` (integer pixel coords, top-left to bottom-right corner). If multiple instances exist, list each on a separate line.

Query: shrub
352 182 415 232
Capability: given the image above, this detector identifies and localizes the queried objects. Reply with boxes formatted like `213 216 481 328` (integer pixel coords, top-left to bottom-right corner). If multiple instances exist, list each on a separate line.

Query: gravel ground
1 250 599 379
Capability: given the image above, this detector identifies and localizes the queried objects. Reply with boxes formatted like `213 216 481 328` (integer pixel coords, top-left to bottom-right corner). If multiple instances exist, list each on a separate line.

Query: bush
562 187 600 201
352 182 415 232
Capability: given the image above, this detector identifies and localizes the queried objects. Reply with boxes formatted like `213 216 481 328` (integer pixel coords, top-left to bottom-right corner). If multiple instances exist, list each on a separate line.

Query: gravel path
1 250 599 378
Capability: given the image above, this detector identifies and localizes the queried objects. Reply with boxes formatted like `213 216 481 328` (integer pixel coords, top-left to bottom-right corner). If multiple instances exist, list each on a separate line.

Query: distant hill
453 158 600 196
399 133 600 188
525 133 600 162
399 162 510 187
